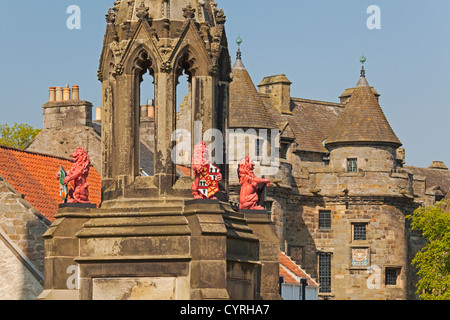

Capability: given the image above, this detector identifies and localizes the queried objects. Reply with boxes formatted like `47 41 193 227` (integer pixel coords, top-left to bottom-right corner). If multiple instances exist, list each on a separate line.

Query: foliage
407 200 450 300
0 123 41 149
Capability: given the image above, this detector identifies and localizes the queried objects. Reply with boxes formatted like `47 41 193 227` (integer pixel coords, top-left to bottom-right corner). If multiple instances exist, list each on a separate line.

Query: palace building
1 0 449 300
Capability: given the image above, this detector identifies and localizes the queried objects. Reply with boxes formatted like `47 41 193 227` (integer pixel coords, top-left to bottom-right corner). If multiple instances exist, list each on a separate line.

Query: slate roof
325 75 402 148
403 164 450 196
261 94 344 153
0 146 101 222
279 251 319 287
229 57 277 129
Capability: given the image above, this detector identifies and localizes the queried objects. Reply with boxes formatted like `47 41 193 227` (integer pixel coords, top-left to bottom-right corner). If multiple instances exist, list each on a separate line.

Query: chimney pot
55 87 63 101
95 107 102 122
72 85 80 100
49 87 56 102
63 85 71 101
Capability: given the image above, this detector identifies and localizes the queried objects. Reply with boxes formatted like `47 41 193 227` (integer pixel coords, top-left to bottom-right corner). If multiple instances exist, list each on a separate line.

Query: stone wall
0 175 47 299
0 176 49 273
0 236 43 300
328 145 397 173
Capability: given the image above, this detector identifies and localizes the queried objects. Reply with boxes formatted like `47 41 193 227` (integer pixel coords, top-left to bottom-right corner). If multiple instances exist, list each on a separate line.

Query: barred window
319 210 331 230
319 254 332 293
347 158 358 172
385 268 400 286
353 223 367 241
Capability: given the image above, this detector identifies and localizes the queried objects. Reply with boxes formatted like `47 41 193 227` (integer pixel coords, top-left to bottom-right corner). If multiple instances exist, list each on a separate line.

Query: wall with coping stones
0 237 43 300
0 176 49 274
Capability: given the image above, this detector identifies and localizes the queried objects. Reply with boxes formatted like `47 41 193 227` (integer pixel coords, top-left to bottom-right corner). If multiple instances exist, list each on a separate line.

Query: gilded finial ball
236 35 243 47
360 54 367 65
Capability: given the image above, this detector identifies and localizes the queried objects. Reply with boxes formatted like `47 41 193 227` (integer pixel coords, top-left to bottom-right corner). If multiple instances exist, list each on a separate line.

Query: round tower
325 58 402 173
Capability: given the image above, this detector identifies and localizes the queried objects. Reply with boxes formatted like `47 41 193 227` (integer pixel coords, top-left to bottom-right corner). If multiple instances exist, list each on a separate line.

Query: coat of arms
58 166 69 203
198 163 221 199
191 142 222 200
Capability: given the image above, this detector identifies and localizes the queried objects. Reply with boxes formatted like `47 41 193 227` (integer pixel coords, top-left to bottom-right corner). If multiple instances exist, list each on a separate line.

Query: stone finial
136 1 149 20
215 8 226 24
360 54 367 78
182 4 196 20
105 7 117 25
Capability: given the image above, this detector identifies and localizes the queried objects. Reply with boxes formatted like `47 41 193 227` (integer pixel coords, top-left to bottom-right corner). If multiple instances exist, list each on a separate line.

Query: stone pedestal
183 199 229 300
241 209 282 300
39 199 279 300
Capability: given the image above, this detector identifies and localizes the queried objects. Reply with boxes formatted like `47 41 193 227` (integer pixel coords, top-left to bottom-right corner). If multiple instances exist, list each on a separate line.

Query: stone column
153 70 176 194
113 73 139 179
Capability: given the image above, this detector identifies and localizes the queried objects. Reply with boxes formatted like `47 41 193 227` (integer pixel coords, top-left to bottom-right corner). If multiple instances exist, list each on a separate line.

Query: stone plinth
39 198 279 300
241 209 282 300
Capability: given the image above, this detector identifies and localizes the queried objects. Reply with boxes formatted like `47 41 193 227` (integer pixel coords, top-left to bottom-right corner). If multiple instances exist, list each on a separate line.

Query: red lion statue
191 142 222 199
238 156 270 210
57 147 91 204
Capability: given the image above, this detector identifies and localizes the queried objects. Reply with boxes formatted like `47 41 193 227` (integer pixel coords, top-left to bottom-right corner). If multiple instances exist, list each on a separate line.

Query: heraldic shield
198 164 221 199
58 166 68 203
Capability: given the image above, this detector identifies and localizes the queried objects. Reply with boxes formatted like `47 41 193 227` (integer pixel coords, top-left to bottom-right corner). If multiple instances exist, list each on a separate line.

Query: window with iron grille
353 223 367 241
385 268 400 286
347 158 358 172
319 210 331 230
318 253 332 293
280 142 289 159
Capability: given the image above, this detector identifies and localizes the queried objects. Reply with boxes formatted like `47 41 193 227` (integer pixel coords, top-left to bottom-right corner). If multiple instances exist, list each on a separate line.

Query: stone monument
39 0 281 300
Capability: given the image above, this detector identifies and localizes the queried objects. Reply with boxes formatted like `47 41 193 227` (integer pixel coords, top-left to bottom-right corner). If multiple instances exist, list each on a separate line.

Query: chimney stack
258 75 292 115
43 85 93 130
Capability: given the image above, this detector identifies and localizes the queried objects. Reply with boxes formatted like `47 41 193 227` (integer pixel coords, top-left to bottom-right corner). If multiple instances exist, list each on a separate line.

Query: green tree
0 123 41 149
407 200 450 300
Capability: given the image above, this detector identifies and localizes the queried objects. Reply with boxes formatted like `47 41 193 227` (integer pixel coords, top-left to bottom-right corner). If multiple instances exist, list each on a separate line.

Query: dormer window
347 158 358 173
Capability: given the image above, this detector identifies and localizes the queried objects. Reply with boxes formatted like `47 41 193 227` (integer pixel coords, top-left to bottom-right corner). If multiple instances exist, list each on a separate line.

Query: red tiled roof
279 265 299 284
0 145 101 222
279 251 319 287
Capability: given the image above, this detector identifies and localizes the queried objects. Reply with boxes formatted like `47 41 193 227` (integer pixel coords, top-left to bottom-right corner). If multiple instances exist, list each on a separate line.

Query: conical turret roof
229 47 277 129
325 70 402 148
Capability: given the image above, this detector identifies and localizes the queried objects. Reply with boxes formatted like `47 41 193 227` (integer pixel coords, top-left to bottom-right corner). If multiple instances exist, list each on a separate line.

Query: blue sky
0 0 449 168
